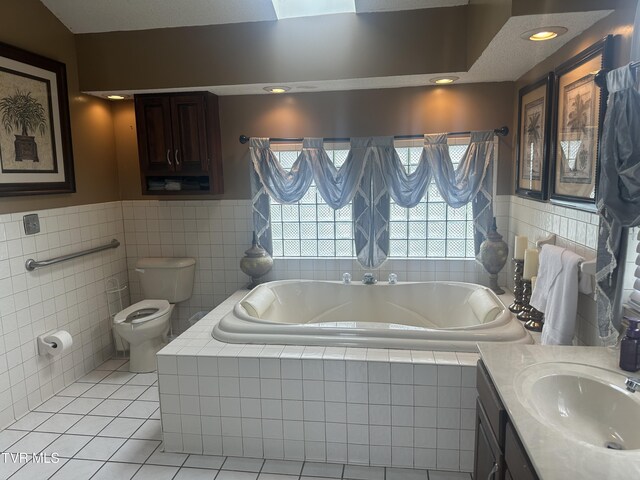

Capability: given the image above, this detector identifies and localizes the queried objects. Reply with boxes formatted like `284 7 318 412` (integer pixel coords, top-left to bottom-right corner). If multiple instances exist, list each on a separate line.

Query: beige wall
115 82 515 200
76 7 468 92
0 0 120 215
511 1 638 194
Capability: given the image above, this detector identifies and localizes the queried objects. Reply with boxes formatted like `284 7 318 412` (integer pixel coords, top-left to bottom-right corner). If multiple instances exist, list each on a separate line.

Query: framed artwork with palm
549 35 613 210
516 73 554 201
0 41 75 196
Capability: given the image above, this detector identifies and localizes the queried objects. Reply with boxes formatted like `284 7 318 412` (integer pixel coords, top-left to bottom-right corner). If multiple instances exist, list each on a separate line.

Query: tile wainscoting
0 202 128 429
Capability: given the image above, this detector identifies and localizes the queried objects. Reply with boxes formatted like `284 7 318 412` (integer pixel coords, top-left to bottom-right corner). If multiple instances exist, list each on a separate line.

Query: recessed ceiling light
430 76 459 85
107 95 126 100
521 27 568 42
263 86 291 93
272 0 355 20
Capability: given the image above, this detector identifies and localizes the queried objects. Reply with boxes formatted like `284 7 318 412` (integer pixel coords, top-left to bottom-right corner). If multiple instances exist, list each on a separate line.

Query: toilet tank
135 258 196 303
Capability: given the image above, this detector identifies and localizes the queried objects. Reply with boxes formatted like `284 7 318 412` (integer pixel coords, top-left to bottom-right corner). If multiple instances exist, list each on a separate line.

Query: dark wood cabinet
134 92 223 194
475 360 539 480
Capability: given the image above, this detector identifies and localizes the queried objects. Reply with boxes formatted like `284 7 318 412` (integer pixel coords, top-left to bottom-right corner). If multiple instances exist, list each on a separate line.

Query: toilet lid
114 299 171 325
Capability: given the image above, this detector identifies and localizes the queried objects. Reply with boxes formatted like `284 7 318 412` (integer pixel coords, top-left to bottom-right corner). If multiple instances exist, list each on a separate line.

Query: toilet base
129 336 166 373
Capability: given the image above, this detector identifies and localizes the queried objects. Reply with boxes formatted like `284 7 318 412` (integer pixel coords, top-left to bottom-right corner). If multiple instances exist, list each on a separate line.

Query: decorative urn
478 217 509 294
240 232 273 289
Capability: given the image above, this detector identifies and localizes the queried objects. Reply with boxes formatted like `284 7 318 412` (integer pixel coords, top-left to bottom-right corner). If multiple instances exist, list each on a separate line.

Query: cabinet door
135 96 175 173
475 399 503 480
170 95 209 173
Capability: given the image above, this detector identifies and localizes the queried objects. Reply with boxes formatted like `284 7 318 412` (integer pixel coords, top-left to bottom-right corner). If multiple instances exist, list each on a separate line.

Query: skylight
271 0 355 19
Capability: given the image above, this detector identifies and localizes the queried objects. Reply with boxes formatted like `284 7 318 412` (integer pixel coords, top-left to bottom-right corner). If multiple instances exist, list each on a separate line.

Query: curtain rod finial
239 135 250 144
495 126 509 137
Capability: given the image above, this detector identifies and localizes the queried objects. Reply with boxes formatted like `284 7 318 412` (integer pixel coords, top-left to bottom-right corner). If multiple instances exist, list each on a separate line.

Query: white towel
530 245 583 345
241 286 276 318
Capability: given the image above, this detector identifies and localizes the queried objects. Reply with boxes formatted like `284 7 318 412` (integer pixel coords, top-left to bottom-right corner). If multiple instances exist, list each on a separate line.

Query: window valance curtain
250 131 496 268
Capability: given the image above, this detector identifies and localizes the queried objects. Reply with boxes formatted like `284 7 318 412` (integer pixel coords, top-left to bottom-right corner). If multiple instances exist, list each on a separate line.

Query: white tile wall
0 202 128 429
505 195 600 345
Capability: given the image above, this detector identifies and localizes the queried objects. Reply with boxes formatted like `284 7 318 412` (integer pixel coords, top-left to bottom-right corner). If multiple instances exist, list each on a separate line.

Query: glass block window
270 143 354 257
389 137 474 259
269 137 475 259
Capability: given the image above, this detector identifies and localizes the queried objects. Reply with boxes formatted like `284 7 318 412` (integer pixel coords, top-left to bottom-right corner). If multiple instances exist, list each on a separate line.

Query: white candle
531 275 537 292
523 248 539 280
514 235 528 260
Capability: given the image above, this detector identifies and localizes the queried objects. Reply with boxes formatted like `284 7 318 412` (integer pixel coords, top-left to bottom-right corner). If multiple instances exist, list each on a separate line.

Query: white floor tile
127 373 158 386
120 400 159 419
110 438 161 463
429 471 472 480
77 370 111 383
216 471 259 480
138 386 160 402
49 459 104 480
386 467 429 480
8 457 67 480
146 445 188 466
34 413 82 433
8 412 52 431
174 467 218 480
42 434 92 458
0 429 27 450
98 417 145 438
90 399 132 416
301 462 343 478
81 384 121 399
58 383 93 397
96 359 129 371
131 464 180 480
33 396 74 413
111 385 147 400
92 462 141 480
131 419 163 440
75 436 127 461
67 416 113 436
102 371 137 384
183 454 225 469
343 464 385 480
0 455 26 479
60 398 104 415
6 432 60 454
222 457 264 472
257 474 298 480
262 460 303 475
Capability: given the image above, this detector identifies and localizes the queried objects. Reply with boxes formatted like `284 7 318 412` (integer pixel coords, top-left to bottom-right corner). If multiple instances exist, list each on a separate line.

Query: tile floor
0 358 471 480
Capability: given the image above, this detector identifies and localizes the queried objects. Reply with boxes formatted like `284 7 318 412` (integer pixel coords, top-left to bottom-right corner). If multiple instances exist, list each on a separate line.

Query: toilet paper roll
43 330 73 356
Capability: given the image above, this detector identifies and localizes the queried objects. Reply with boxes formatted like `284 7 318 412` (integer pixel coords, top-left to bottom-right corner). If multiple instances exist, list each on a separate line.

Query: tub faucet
388 273 398 284
362 273 377 285
342 272 352 285
625 377 640 393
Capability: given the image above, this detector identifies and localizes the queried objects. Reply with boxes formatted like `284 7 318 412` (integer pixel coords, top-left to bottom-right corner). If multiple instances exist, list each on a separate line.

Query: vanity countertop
478 343 640 480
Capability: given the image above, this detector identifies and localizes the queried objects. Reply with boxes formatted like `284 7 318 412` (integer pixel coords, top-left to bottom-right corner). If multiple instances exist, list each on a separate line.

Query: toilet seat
114 299 171 325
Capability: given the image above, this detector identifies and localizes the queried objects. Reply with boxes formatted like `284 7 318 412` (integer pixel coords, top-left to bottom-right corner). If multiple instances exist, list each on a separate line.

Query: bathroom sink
515 362 640 451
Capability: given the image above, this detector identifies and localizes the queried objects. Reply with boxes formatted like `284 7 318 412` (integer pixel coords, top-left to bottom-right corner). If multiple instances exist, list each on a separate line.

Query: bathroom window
269 137 474 258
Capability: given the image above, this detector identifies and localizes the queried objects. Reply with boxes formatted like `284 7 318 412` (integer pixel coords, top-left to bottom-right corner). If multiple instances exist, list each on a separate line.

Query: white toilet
113 258 196 373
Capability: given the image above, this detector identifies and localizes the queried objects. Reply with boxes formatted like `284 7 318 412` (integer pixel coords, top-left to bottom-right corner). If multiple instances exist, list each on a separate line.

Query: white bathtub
212 280 533 352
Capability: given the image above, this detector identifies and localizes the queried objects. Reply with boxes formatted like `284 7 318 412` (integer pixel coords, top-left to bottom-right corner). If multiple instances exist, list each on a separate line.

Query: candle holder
516 279 532 322
508 259 525 313
525 307 545 332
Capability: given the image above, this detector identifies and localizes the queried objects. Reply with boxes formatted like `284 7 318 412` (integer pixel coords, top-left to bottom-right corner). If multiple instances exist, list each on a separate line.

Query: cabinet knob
166 149 172 167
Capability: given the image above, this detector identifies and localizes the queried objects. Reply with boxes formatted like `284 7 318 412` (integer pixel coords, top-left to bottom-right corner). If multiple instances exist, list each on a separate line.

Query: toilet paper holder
37 330 73 357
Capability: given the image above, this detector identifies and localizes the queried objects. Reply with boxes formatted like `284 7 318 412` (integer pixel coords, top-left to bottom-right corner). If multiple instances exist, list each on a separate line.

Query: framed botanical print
516 73 554 200
549 35 613 210
0 41 75 196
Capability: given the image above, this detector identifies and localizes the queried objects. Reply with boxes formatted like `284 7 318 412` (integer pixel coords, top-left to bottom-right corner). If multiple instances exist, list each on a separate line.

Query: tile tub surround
0 358 471 480
156 292 480 473
478 343 640 480
0 202 129 430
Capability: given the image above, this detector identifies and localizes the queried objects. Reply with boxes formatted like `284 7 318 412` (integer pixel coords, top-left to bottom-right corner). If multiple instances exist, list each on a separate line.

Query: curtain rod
238 126 509 145
594 62 639 89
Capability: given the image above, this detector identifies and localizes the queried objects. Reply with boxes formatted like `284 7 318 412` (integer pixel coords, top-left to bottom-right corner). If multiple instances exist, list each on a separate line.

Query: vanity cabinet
134 92 223 194
475 360 539 480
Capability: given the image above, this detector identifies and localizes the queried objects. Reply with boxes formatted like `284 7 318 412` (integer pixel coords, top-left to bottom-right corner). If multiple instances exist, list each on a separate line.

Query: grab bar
25 239 120 271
